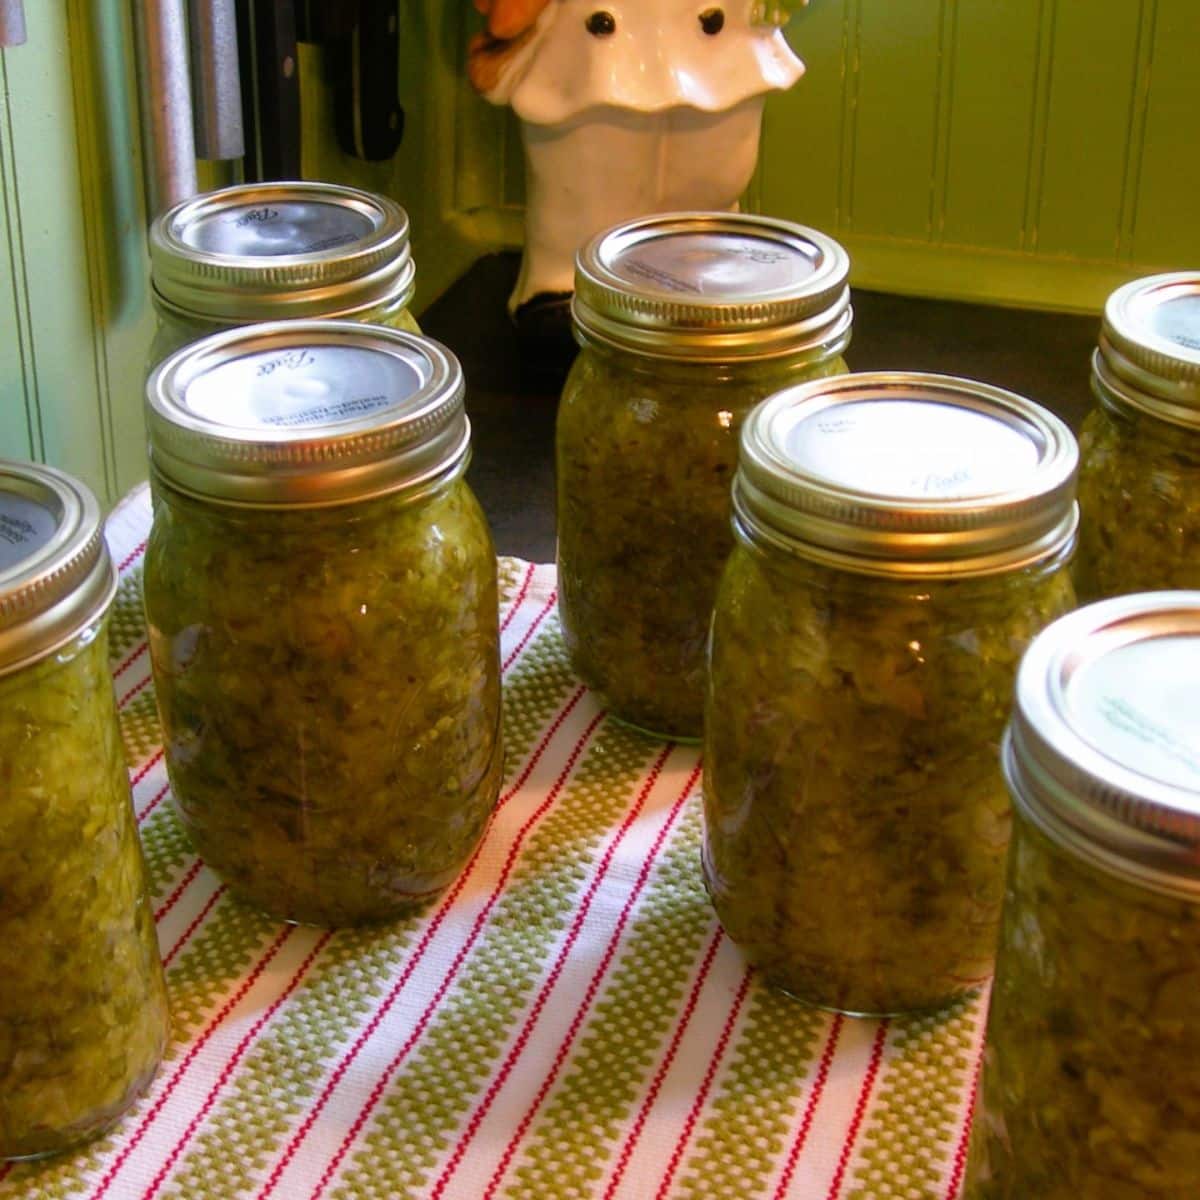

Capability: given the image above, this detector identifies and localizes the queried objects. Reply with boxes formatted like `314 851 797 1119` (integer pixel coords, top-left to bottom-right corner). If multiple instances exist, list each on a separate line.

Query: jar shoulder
147 480 490 569
715 544 1075 647
561 347 848 429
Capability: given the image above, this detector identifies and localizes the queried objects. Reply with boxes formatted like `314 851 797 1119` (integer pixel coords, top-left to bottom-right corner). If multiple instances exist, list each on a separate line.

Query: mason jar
703 373 1079 1016
965 593 1200 1199
557 213 851 741
1074 272 1200 601
0 463 168 1160
143 322 502 927
148 181 419 371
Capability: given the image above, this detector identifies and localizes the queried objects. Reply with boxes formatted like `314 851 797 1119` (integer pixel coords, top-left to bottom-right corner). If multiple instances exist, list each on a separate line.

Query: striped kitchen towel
0 483 984 1200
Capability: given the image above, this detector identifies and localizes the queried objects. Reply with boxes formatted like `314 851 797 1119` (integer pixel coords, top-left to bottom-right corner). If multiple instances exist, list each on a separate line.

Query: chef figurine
469 0 805 343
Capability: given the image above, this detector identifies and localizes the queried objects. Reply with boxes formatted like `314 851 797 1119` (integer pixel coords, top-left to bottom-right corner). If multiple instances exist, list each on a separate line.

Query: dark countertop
421 252 1099 562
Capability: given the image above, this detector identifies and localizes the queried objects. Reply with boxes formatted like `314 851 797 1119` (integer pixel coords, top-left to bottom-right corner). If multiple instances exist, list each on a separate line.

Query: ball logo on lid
617 232 817 299
0 494 57 573
255 349 316 377
785 399 1041 499
1149 294 1200 354
1065 635 1200 792
232 206 279 228
185 200 375 258
183 344 422 432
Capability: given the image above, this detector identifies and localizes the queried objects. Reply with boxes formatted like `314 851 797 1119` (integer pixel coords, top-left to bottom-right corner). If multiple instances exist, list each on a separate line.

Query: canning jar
148 181 419 371
965 593 1200 1199
0 463 168 1160
703 373 1079 1016
557 213 851 740
143 322 502 927
1074 272 1200 601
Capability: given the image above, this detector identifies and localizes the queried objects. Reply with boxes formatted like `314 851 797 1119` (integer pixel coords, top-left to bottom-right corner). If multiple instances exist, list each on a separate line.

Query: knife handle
237 0 301 181
324 0 405 162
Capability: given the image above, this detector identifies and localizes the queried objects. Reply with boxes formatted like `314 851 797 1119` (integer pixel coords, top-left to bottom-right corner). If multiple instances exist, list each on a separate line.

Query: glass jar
1074 272 1200 601
0 463 168 1161
965 593 1200 1199
143 323 502 927
148 181 419 372
557 213 851 740
703 373 1079 1016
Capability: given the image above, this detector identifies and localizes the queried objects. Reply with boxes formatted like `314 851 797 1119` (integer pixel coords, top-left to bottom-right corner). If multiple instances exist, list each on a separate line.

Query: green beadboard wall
452 0 1200 310
0 2 153 505
767 0 1200 309
1 1 1197 504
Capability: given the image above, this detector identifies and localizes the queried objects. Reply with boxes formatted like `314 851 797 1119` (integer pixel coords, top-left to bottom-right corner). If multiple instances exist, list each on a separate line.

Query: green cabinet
0 2 153 505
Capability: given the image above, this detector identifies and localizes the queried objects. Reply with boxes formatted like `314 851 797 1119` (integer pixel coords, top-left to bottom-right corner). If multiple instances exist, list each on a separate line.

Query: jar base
225 877 450 930
701 855 986 1019
605 708 701 746
1 1051 164 1163
182 780 501 930
763 975 984 1020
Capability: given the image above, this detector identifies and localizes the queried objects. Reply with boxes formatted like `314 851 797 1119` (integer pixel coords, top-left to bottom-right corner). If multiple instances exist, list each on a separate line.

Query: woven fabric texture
0 484 984 1200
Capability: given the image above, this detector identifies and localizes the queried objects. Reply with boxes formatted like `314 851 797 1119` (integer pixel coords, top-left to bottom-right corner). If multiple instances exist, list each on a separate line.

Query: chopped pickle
556 349 846 740
964 815 1200 1198
144 478 502 927
1074 404 1200 601
0 625 168 1160
702 544 1075 1015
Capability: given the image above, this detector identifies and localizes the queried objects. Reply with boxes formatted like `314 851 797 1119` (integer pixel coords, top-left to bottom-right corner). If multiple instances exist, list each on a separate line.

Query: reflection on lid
0 492 58 574
610 231 819 299
180 200 376 259
1065 633 1200 793
783 398 1040 501
1149 294 1200 355
183 344 422 433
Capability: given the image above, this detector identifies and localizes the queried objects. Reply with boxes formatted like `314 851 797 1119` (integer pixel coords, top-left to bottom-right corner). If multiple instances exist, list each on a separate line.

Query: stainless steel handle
134 0 198 216
0 0 27 47
189 0 244 160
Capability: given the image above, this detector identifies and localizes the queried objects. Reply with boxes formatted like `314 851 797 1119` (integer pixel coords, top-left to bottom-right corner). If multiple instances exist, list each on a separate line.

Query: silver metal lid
146 321 470 508
572 212 851 361
1005 592 1200 898
0 461 117 677
1094 272 1200 429
150 181 415 322
734 372 1079 577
